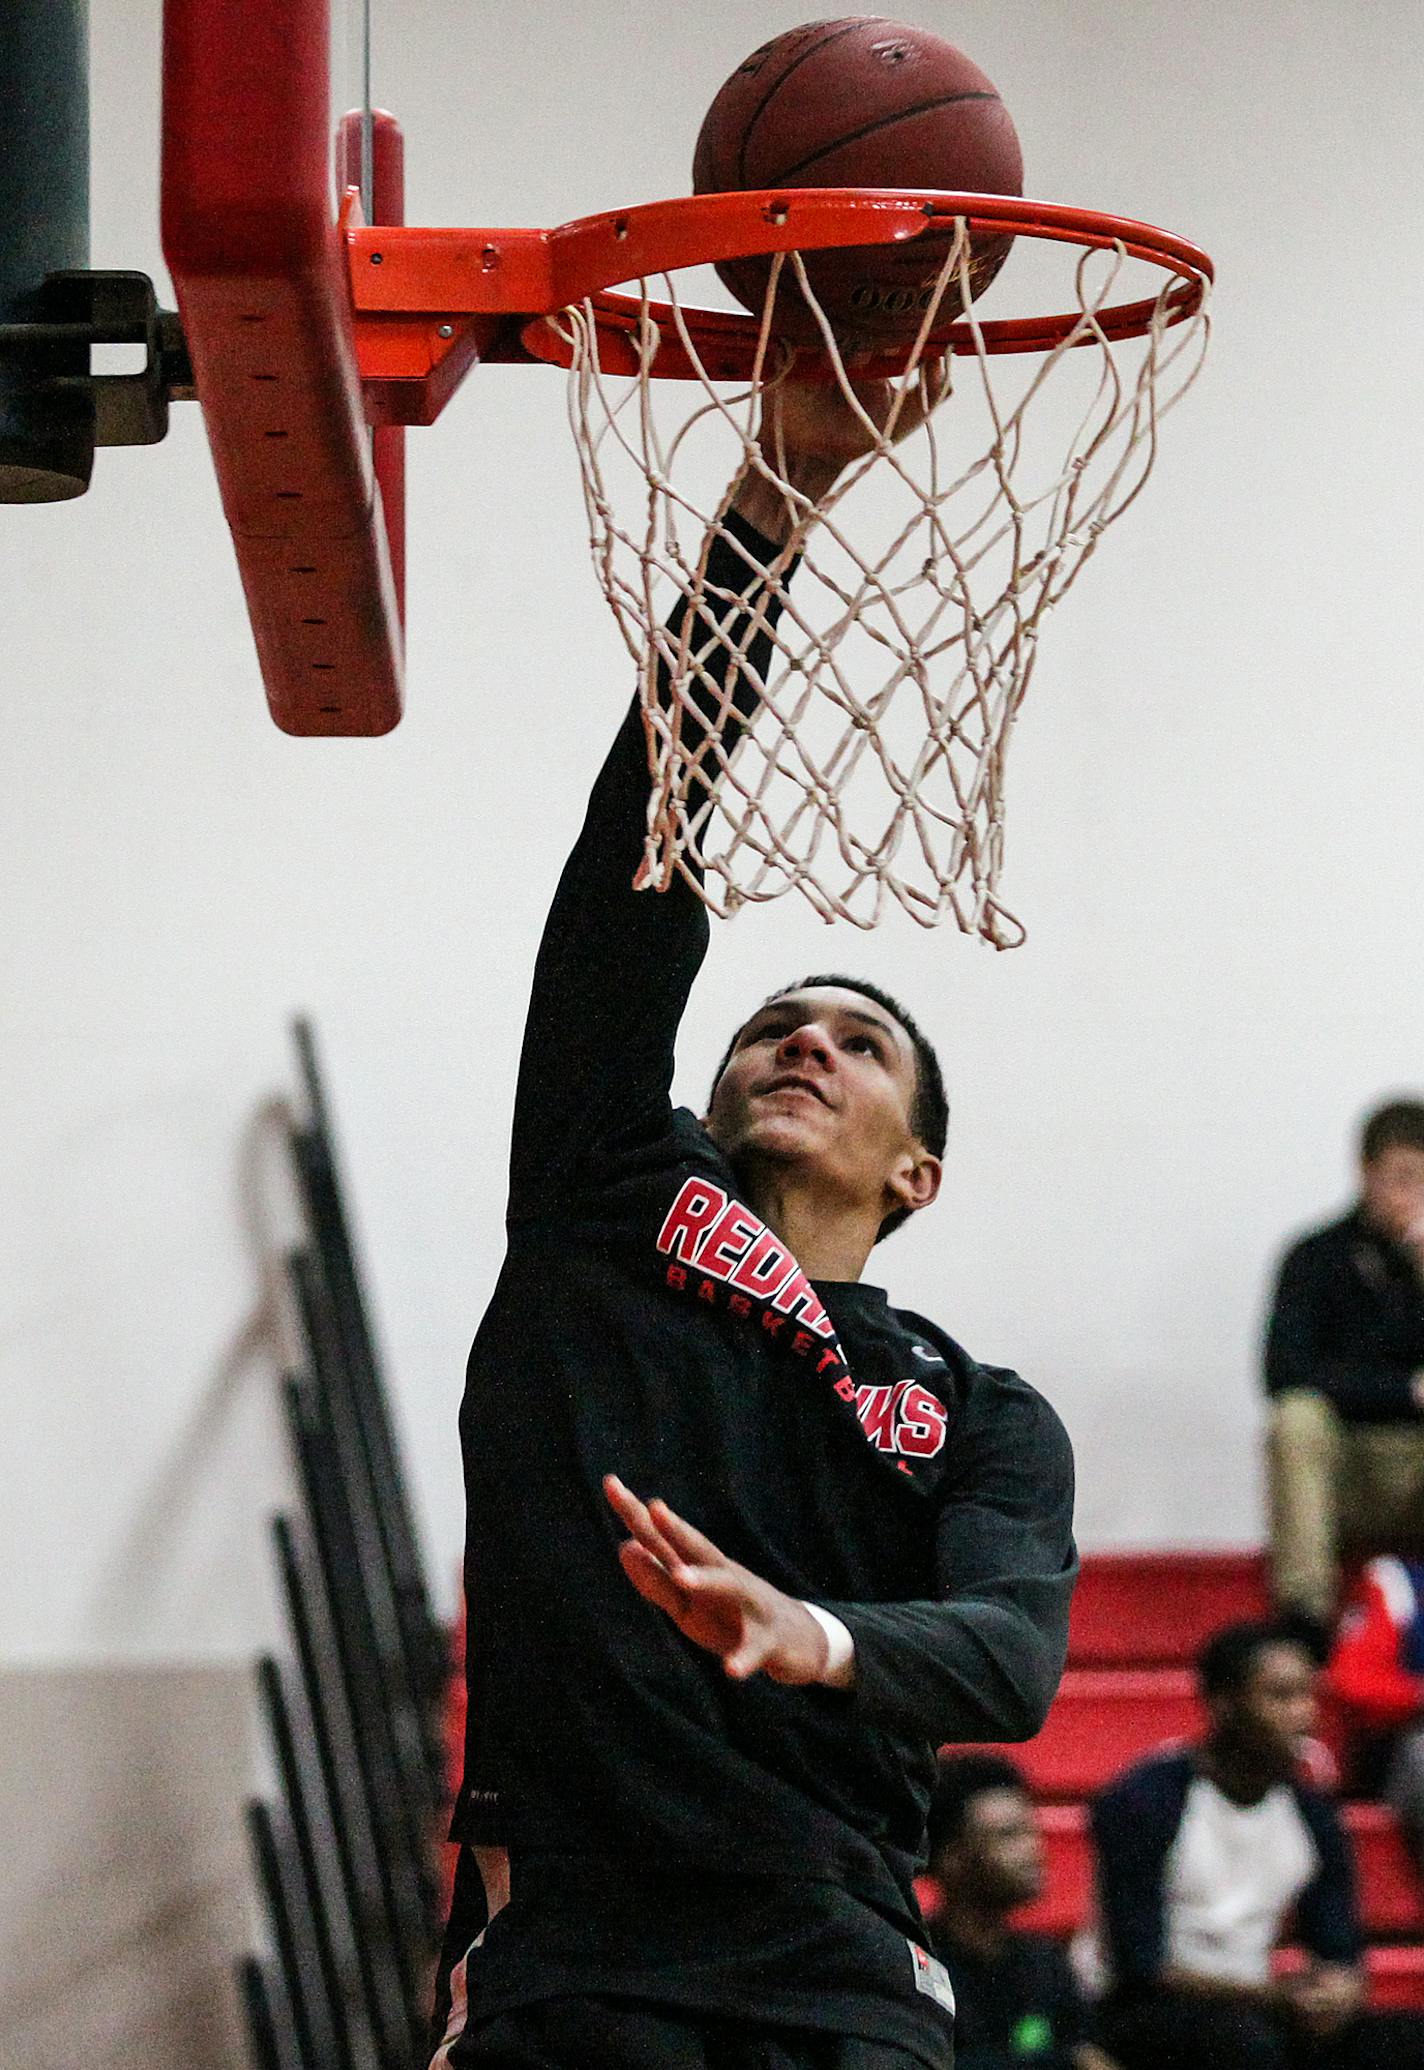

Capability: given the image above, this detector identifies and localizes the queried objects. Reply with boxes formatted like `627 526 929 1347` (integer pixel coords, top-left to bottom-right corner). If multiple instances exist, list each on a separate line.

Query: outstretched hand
762 358 951 471
732 360 950 542
603 1474 844 1687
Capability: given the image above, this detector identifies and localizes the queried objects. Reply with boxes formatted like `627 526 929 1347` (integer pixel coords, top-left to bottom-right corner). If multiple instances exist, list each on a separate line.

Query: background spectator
1265 1099 1424 1643
1091 1620 1424 2068
924 1752 1119 2070
1325 1555 1424 1877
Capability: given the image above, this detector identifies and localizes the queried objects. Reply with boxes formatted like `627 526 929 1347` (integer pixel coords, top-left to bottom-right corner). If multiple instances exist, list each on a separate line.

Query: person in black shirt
430 376 1078 2070
1265 1100 1424 1636
923 1755 1116 2070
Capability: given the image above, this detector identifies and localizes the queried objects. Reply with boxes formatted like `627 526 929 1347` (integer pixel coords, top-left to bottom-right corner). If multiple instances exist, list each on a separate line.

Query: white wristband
802 1602 857 1689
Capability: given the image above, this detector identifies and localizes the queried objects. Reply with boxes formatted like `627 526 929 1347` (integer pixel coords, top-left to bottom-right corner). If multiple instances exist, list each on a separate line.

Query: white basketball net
559 221 1210 946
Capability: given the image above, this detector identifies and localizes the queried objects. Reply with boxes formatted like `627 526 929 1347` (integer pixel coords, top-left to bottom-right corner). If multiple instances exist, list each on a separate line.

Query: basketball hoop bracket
0 270 192 455
342 188 1212 424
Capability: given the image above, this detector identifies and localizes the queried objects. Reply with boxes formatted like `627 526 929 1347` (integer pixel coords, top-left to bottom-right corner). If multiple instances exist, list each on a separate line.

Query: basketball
693 17 1024 346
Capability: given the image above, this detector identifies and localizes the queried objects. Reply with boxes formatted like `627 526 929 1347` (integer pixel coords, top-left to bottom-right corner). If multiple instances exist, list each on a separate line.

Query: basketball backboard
161 0 405 735
7 0 1207 794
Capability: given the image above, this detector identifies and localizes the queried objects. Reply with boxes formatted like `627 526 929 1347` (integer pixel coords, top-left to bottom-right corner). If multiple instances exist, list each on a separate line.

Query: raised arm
505 499 794 1216
507 370 945 1215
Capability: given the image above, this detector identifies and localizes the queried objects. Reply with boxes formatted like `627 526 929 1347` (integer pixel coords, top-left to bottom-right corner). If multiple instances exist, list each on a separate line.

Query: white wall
0 1663 254 2070
3 0 1422 1686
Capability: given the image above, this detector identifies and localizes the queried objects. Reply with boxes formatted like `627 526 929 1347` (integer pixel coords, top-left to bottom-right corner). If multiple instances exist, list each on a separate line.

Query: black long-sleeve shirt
450 511 1076 2058
1264 1209 1424 1423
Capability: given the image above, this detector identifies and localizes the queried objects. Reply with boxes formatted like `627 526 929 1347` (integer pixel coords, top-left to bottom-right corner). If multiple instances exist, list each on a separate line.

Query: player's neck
744 1174 879 1283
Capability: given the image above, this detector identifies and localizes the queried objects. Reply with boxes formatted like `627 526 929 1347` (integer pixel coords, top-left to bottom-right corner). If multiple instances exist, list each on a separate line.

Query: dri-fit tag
907 1940 956 2014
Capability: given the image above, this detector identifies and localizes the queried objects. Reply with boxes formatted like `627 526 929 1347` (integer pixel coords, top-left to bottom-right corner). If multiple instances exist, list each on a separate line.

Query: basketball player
431 372 1077 2070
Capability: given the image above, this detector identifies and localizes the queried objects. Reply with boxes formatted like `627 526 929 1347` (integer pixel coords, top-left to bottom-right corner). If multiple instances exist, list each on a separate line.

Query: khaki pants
1267 1389 1424 1621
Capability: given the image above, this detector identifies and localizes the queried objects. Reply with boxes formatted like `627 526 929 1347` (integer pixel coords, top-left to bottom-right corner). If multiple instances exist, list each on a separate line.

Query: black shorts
435 1994 942 2070
430 1851 954 2070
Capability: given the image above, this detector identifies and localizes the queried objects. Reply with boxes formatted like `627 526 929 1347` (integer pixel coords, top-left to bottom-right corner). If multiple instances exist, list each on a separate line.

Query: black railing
241 1021 453 2070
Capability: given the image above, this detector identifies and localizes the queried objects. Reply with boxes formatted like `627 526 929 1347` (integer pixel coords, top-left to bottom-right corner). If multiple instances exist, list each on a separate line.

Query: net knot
564 238 1209 939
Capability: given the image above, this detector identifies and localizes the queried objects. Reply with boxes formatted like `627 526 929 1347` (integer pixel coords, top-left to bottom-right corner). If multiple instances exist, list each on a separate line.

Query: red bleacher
1358 1944 1424 2011
1068 1549 1271 1667
1016 1801 1424 1942
996 1667 1202 1800
1002 1549 1424 2008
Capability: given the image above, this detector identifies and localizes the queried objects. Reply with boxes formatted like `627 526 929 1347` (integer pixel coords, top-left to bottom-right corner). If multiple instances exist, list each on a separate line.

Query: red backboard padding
161 0 403 734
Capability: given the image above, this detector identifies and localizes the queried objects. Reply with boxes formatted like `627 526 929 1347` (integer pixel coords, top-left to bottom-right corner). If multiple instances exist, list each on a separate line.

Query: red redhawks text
656 1176 948 1463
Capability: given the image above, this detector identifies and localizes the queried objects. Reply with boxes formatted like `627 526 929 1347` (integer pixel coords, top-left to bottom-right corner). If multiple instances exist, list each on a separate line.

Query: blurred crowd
918 1095 1424 2070
925 1624 1424 2070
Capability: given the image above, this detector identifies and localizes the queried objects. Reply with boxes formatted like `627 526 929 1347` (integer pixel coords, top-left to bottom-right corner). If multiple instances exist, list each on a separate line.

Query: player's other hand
603 1474 842 1687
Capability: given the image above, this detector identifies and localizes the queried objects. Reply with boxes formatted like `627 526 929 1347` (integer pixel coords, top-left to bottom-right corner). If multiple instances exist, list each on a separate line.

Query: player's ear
886 1148 941 1220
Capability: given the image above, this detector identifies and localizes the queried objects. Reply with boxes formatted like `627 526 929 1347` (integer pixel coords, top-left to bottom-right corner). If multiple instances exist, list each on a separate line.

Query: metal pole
0 0 94 499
